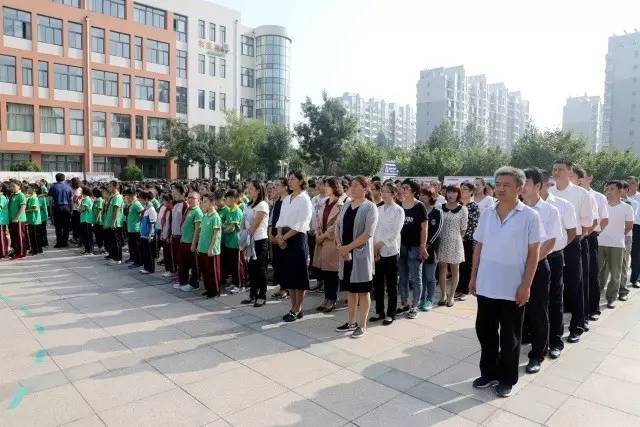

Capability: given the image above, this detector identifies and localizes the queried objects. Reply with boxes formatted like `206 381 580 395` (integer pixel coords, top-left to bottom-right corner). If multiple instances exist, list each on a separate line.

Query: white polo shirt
276 191 313 233
625 198 640 235
544 193 578 251
374 202 405 257
473 200 544 301
598 201 634 248
549 182 594 236
630 192 640 225
530 198 564 250
588 189 608 232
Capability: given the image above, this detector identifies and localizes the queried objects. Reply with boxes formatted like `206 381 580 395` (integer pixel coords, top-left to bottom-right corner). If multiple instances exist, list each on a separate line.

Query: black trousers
547 250 565 351
222 246 241 287
524 259 550 362
127 232 141 264
249 239 268 300
457 239 474 295
321 270 339 301
52 206 71 246
139 238 155 273
71 210 81 241
562 239 584 335
94 225 104 249
631 224 640 284
307 233 318 278
580 237 590 327
105 227 124 261
27 224 41 255
37 223 48 248
588 232 601 316
374 254 399 318
476 295 525 386
82 223 93 253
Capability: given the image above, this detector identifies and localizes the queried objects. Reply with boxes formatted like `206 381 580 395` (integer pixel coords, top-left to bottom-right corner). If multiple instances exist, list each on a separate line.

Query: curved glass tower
254 26 291 127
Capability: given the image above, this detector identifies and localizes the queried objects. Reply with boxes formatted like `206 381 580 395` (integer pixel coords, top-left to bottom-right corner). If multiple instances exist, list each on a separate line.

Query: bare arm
111 206 120 228
566 227 577 243
191 222 201 251
625 220 633 236
468 242 482 295
516 242 541 307
600 218 609 231
539 238 556 260
249 211 267 237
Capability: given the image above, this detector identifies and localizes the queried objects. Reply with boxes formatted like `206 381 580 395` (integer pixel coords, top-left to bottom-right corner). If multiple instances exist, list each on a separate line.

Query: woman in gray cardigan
335 176 379 338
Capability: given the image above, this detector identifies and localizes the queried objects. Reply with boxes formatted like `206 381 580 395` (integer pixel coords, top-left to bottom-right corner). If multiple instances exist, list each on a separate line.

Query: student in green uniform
92 188 105 254
103 181 124 264
221 189 244 293
36 186 49 248
0 184 9 259
124 188 143 268
196 193 222 298
178 192 204 292
8 181 28 259
25 184 42 256
79 187 95 255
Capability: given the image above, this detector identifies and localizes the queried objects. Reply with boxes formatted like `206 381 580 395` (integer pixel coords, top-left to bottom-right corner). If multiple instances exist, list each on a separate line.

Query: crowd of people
0 161 638 398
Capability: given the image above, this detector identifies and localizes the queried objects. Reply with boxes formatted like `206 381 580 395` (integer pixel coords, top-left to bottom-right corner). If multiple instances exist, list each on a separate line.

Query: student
36 186 49 248
197 193 222 298
170 184 187 282
178 192 203 291
159 195 174 277
124 188 143 268
8 181 28 260
419 187 443 312
0 184 9 259
103 181 125 265
25 184 42 256
79 187 94 255
221 189 244 293
92 188 105 254
70 177 82 244
138 191 157 274
438 185 468 307
241 181 270 307
620 182 639 298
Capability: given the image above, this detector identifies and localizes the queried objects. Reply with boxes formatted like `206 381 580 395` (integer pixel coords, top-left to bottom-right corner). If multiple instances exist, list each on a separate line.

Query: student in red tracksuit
169 183 188 284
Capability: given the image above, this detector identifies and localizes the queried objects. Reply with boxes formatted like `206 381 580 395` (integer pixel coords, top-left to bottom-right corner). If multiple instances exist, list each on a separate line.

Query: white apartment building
341 92 416 148
562 95 601 152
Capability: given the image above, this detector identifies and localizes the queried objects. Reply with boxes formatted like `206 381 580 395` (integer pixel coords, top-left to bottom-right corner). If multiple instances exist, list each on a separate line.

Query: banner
443 176 494 186
0 171 113 183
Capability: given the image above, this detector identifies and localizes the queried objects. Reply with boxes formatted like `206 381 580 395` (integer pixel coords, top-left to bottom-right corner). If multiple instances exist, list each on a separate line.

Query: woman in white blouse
241 180 270 307
275 171 313 322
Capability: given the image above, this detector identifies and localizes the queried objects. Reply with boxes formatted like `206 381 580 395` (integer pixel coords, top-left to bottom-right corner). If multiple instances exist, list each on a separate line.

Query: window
218 58 226 78
133 3 166 29
38 16 63 46
241 67 254 88
198 20 205 38
240 98 254 118
220 25 226 43
3 7 32 40
0 55 16 83
40 106 64 134
90 0 125 19
38 61 48 87
91 70 118 96
135 115 143 139
176 86 187 114
241 35 254 56
110 31 130 58
174 14 187 42
92 111 106 136
208 56 215 76
158 80 169 103
111 113 131 138
219 92 226 110
7 103 34 131
209 23 215 42
70 109 83 135
134 36 142 60
68 22 82 49
135 76 154 101
0 153 30 171
51 0 80 6
147 117 166 139
176 50 187 78
122 74 130 98
198 89 204 108
198 54 205 74
54 64 83 92
91 27 105 54
209 91 215 110
42 154 81 172
146 39 169 65
21 58 32 86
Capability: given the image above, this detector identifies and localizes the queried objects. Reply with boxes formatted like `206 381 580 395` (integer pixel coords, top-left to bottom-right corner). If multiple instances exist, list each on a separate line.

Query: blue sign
383 161 398 177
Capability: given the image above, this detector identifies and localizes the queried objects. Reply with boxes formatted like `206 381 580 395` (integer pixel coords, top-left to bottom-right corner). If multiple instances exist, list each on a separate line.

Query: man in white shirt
470 167 543 398
549 160 594 343
474 177 496 214
620 181 640 297
626 176 640 287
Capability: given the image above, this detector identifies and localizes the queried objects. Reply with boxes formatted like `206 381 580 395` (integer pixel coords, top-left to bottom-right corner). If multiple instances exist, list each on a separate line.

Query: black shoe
583 324 590 332
296 310 303 319
241 298 254 305
382 317 394 326
567 333 581 343
589 313 600 321
618 295 629 302
495 383 513 398
472 376 498 389
632 282 640 289
54 244 61 248
254 299 266 307
336 322 358 332
526 360 541 374
369 315 384 322
607 300 616 309
548 348 562 359
283 311 297 322
396 305 410 314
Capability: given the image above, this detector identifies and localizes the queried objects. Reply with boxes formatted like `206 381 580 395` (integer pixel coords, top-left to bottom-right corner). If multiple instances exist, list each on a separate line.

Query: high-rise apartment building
341 92 416 148
602 31 640 152
0 0 290 178
416 65 530 150
562 95 601 152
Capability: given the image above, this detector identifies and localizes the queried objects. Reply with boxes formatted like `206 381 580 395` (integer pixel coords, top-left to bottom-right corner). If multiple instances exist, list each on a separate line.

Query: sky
212 0 640 130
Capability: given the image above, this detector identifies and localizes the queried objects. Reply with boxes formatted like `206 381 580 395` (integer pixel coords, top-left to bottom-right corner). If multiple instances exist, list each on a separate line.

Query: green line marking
34 349 46 364
0 295 11 303
35 324 45 335
19 306 32 317
7 386 27 411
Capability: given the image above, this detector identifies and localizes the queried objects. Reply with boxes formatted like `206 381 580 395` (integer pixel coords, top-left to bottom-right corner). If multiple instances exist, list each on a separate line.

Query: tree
511 127 590 173
158 119 199 169
10 160 41 172
259 125 291 179
341 141 385 176
286 148 309 175
583 149 640 191
295 91 359 175
458 146 510 176
397 146 463 178
192 126 226 179
221 112 268 179
375 130 390 148
462 121 486 148
119 165 144 181
428 119 461 149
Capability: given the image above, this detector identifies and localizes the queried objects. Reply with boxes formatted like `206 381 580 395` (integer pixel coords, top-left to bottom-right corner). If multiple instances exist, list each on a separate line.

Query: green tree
10 160 41 172
583 149 640 191
295 91 359 174
375 130 390 148
462 121 486 148
397 146 463 178
286 148 310 175
458 146 510 176
259 124 291 179
119 165 144 181
511 127 590 172
221 112 268 179
192 126 225 179
341 141 385 176
428 119 461 149
158 119 199 169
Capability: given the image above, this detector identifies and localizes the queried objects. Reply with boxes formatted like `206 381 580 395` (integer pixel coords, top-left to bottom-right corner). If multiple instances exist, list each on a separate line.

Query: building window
54 64 83 92
176 50 187 78
0 55 16 84
241 67 254 88
42 154 81 172
38 61 48 88
38 15 63 46
198 54 205 74
147 117 167 139
90 0 125 19
21 58 32 86
209 23 216 42
122 74 130 98
135 76 154 101
173 14 187 42
198 89 205 109
208 56 215 76
240 98 254 118
241 35 254 56
51 0 81 7
147 39 169 65
219 92 226 110
135 115 143 139
91 70 118 96
70 109 83 135
219 25 226 43
158 80 169 103
133 3 166 29
198 20 205 38
3 7 32 40
68 22 82 49
218 58 226 78
110 31 130 58
7 103 34 131
134 36 142 60
91 27 105 54
176 86 187 114
209 91 215 110
92 111 106 136
136 158 166 178
0 153 30 170
40 106 64 134
111 113 131 138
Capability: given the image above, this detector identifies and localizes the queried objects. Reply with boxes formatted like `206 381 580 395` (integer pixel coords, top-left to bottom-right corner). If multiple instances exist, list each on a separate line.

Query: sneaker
351 327 366 338
336 322 358 332
109 260 122 265
607 300 616 309
632 282 640 289
495 383 513 398
241 298 254 305
526 359 541 374
180 285 197 292
162 272 173 277
369 315 384 322
455 292 466 301
472 377 498 389
396 305 410 314
418 299 428 311
282 311 297 322
588 313 600 321
382 317 394 326
618 295 629 301
172 283 181 289
407 308 418 319
548 348 562 359
423 300 433 311
139 270 151 275
567 332 581 343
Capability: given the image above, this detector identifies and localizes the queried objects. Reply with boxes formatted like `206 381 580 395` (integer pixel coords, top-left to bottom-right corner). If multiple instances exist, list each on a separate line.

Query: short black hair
55 173 65 182
606 180 624 190
82 187 92 197
572 165 586 179
402 178 419 196
524 167 544 186
225 189 239 199
554 159 573 168
92 188 102 198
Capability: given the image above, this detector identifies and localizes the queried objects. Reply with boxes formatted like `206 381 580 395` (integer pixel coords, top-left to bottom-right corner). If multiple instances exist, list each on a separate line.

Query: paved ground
2 246 640 426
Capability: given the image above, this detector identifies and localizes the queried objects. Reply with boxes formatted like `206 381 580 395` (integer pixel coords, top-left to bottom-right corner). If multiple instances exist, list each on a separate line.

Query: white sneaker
180 285 197 292
162 272 172 277
140 270 151 274
109 260 122 265
173 283 181 289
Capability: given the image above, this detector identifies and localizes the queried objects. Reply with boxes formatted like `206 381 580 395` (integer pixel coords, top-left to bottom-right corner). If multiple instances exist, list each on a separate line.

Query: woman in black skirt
270 178 289 299
275 171 313 322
